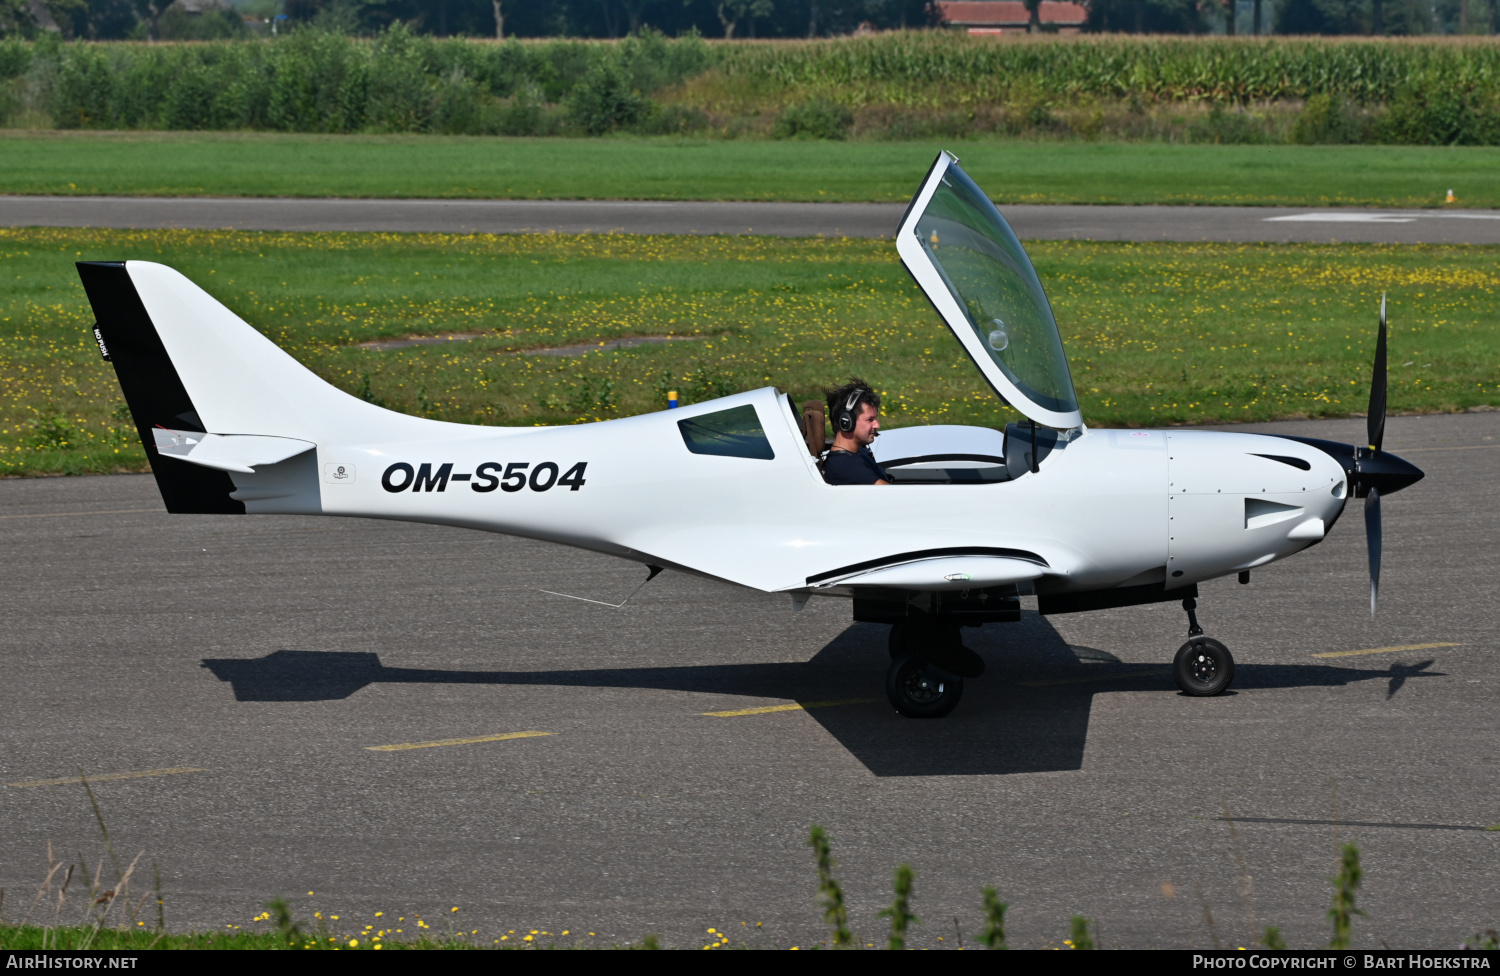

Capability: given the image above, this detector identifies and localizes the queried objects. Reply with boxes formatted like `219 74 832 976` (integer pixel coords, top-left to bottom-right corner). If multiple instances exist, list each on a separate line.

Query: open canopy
896 151 1082 430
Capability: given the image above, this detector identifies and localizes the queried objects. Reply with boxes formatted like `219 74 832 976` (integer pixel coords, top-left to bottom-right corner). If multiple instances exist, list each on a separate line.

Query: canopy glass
899 155 1081 428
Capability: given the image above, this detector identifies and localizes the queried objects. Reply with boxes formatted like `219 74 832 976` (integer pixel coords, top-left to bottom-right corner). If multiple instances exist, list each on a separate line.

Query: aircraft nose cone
1356 449 1424 497
1273 436 1424 499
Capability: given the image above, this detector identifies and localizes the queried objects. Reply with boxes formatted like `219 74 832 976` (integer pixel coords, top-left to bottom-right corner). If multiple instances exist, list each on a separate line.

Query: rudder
78 261 244 514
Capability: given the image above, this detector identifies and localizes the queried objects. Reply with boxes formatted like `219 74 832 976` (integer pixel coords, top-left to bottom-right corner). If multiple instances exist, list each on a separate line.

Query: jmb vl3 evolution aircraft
77 152 1425 719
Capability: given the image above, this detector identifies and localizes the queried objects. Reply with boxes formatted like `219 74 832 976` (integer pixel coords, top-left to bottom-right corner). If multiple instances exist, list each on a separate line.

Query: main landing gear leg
884 621 980 719
1171 597 1234 696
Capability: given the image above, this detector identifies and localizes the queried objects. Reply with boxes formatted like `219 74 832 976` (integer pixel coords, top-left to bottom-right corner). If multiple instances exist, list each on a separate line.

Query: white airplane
76 151 1423 719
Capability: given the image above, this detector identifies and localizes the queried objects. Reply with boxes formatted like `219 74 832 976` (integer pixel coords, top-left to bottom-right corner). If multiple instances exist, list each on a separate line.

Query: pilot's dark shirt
822 447 890 485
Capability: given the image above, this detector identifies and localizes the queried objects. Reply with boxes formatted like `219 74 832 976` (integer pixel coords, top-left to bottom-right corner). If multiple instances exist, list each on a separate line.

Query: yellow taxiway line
1313 642 1460 659
7 766 206 788
701 698 874 718
366 730 553 752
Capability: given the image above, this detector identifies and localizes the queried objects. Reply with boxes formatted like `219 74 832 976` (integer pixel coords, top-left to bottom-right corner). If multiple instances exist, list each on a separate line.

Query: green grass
4 132 1500 208
0 923 442 949
0 922 621 949
1 226 1496 477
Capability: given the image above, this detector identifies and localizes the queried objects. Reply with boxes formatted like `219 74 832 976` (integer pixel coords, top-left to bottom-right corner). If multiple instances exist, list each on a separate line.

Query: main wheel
1172 637 1234 696
885 652 964 718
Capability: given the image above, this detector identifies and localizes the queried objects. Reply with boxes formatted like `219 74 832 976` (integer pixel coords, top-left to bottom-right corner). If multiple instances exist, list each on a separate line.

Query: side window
677 405 776 460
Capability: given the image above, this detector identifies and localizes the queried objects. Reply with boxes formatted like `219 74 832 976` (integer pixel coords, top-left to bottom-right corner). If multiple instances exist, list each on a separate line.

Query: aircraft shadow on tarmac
201 612 1442 777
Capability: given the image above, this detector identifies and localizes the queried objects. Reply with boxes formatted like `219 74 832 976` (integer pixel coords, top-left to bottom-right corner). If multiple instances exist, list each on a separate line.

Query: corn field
714 33 1500 106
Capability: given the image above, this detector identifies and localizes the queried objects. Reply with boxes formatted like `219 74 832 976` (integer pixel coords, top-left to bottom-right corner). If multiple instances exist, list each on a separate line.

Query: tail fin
77 260 440 514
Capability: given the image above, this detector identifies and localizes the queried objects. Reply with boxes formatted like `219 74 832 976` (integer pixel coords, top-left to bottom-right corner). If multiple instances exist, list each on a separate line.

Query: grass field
0 921 607 949
3 132 1500 208
0 923 472 949
1 227 1495 477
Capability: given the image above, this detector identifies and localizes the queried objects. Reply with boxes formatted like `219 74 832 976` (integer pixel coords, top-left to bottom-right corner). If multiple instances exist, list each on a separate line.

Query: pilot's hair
825 377 881 423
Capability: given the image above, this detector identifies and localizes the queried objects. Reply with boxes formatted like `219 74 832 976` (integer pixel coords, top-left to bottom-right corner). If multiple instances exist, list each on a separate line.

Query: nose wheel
1173 637 1234 696
1172 598 1234 696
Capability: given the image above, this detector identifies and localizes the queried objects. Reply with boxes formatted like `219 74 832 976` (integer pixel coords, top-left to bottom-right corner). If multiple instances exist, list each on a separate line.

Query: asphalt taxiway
3 195 1500 244
1 411 1496 948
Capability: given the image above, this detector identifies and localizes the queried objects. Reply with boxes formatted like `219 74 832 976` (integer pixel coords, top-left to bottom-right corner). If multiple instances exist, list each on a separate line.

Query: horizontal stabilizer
152 429 315 475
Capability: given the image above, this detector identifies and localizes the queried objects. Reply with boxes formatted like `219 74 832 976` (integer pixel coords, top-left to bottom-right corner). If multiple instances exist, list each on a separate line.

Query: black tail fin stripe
76 261 244 515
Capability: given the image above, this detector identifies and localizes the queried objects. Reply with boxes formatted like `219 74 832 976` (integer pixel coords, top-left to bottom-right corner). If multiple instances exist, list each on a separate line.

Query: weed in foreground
265 896 303 948
1327 842 1366 950
877 864 919 951
1068 915 1096 950
807 824 852 948
3 802 1478 949
979 887 1008 950
13 776 154 950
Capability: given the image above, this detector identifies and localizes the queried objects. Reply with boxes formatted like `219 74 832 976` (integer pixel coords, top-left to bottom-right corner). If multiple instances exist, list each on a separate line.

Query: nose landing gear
1172 597 1234 696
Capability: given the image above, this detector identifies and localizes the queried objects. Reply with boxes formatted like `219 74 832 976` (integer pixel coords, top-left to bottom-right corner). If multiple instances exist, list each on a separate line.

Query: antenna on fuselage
540 564 664 609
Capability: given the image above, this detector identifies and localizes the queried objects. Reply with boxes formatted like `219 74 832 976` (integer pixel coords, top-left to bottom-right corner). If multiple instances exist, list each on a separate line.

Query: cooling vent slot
1251 453 1312 471
1245 498 1304 530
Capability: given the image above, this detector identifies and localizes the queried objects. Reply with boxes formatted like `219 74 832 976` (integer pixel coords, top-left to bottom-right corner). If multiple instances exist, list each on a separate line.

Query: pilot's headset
834 386 871 435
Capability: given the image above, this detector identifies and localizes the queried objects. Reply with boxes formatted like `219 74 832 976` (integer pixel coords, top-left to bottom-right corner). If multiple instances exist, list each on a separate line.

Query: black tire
885 652 964 718
888 622 911 660
1173 637 1234 696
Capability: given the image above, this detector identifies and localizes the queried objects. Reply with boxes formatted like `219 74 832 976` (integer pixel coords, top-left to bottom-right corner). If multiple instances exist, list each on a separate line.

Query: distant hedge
0 27 713 134
0 31 1497 141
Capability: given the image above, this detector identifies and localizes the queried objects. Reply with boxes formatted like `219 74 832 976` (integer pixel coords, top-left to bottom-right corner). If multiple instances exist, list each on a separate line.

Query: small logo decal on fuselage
324 463 355 484
381 461 587 494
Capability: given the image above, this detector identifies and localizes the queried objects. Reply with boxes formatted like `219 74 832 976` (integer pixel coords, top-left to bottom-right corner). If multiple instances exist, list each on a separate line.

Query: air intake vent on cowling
1245 498 1304 530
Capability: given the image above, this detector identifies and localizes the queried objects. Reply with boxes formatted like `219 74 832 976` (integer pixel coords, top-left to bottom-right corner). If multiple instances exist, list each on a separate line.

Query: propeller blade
1365 487 1382 617
1367 294 1387 454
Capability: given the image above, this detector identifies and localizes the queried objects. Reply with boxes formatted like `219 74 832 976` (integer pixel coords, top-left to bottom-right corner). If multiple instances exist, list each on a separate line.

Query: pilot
821 378 891 486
